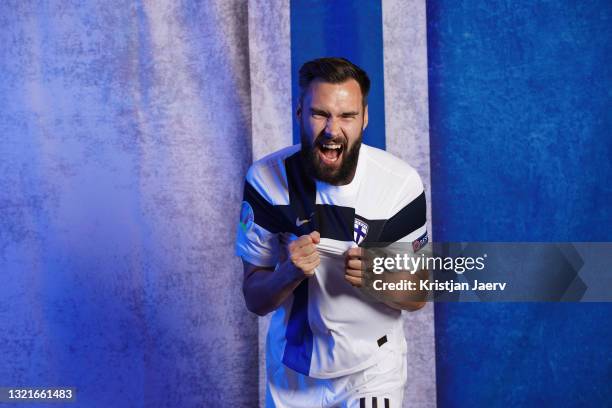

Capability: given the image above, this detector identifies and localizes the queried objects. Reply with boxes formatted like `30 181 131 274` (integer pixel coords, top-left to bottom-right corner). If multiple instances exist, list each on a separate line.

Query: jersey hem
300 349 386 379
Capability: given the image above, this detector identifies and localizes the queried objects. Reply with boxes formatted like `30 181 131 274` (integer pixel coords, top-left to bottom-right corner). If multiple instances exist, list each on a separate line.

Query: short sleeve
379 167 428 250
235 172 283 267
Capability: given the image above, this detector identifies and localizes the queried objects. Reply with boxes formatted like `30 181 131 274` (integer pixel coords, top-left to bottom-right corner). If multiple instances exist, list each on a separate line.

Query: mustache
311 131 347 147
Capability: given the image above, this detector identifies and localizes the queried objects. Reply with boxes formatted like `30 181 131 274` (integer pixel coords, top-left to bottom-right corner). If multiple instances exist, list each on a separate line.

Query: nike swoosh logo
296 217 311 227
295 213 314 227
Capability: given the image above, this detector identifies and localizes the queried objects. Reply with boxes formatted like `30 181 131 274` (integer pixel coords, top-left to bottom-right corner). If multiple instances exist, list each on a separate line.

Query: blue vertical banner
428 0 612 406
290 0 386 149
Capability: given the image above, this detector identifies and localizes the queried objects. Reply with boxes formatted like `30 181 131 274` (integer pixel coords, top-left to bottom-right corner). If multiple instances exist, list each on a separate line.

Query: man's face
298 78 369 185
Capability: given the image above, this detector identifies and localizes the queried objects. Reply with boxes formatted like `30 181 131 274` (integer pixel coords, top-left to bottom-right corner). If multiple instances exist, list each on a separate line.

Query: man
236 58 427 407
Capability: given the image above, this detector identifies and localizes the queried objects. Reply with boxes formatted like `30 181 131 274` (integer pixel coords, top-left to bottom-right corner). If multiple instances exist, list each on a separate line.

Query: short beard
300 128 363 185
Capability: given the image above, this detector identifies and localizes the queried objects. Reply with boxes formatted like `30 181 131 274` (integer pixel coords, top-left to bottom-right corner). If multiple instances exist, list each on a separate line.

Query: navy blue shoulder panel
379 191 426 243
243 181 292 233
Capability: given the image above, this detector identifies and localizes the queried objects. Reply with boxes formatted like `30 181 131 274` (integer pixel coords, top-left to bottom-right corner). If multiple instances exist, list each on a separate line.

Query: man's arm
344 247 428 311
379 268 429 311
242 231 320 316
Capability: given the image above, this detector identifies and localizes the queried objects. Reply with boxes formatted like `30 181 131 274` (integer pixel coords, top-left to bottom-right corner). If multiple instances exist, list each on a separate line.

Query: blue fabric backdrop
290 0 386 150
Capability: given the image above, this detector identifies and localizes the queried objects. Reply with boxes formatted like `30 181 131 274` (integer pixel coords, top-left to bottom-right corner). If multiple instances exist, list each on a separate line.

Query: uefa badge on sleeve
412 231 429 252
353 218 369 245
239 201 254 233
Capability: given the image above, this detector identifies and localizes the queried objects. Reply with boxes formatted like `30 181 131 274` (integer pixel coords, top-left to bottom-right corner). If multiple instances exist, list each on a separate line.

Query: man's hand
288 231 321 277
344 246 427 311
344 247 366 287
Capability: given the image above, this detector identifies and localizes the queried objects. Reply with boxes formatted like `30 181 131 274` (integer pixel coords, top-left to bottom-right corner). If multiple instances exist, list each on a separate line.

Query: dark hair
298 57 371 106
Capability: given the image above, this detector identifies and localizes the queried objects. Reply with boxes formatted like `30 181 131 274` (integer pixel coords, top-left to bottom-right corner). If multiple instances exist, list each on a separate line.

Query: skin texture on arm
242 231 320 316
379 268 429 311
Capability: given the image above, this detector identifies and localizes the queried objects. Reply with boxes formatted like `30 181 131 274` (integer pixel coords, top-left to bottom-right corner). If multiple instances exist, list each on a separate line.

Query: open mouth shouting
317 140 345 167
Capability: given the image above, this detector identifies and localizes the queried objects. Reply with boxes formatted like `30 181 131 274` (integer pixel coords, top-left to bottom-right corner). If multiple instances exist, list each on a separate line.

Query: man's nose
324 118 341 138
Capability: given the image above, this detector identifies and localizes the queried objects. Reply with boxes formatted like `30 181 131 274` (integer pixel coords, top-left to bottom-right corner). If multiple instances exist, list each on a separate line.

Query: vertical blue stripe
281 153 317 375
428 0 612 406
281 280 313 375
290 0 386 150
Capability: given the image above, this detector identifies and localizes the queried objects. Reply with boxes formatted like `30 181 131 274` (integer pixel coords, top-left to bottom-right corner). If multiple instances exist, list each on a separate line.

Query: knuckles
347 247 362 257
286 234 322 276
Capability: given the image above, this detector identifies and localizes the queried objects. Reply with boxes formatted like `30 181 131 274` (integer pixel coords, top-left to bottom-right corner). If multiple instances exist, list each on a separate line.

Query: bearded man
236 57 428 408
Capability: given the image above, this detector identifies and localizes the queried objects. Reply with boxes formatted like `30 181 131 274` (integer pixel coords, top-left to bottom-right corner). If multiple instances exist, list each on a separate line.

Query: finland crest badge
353 218 369 245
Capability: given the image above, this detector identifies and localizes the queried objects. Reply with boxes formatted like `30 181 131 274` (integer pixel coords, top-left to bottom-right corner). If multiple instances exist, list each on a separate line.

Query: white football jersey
236 144 427 379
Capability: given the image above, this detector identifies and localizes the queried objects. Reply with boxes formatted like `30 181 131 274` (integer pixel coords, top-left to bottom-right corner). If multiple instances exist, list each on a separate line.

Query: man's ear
363 105 369 130
296 102 302 120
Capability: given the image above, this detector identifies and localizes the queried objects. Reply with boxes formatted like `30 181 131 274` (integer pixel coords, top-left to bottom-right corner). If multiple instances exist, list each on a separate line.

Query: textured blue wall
428 1 612 406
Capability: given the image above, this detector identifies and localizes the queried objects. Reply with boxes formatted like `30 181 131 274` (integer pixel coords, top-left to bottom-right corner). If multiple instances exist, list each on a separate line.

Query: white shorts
266 348 407 408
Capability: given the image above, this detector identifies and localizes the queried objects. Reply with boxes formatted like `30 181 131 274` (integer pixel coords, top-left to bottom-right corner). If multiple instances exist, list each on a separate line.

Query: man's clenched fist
345 247 366 287
287 231 321 277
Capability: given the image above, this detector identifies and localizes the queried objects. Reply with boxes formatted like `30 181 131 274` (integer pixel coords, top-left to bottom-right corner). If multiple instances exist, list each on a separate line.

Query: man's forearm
384 300 426 311
243 260 306 316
